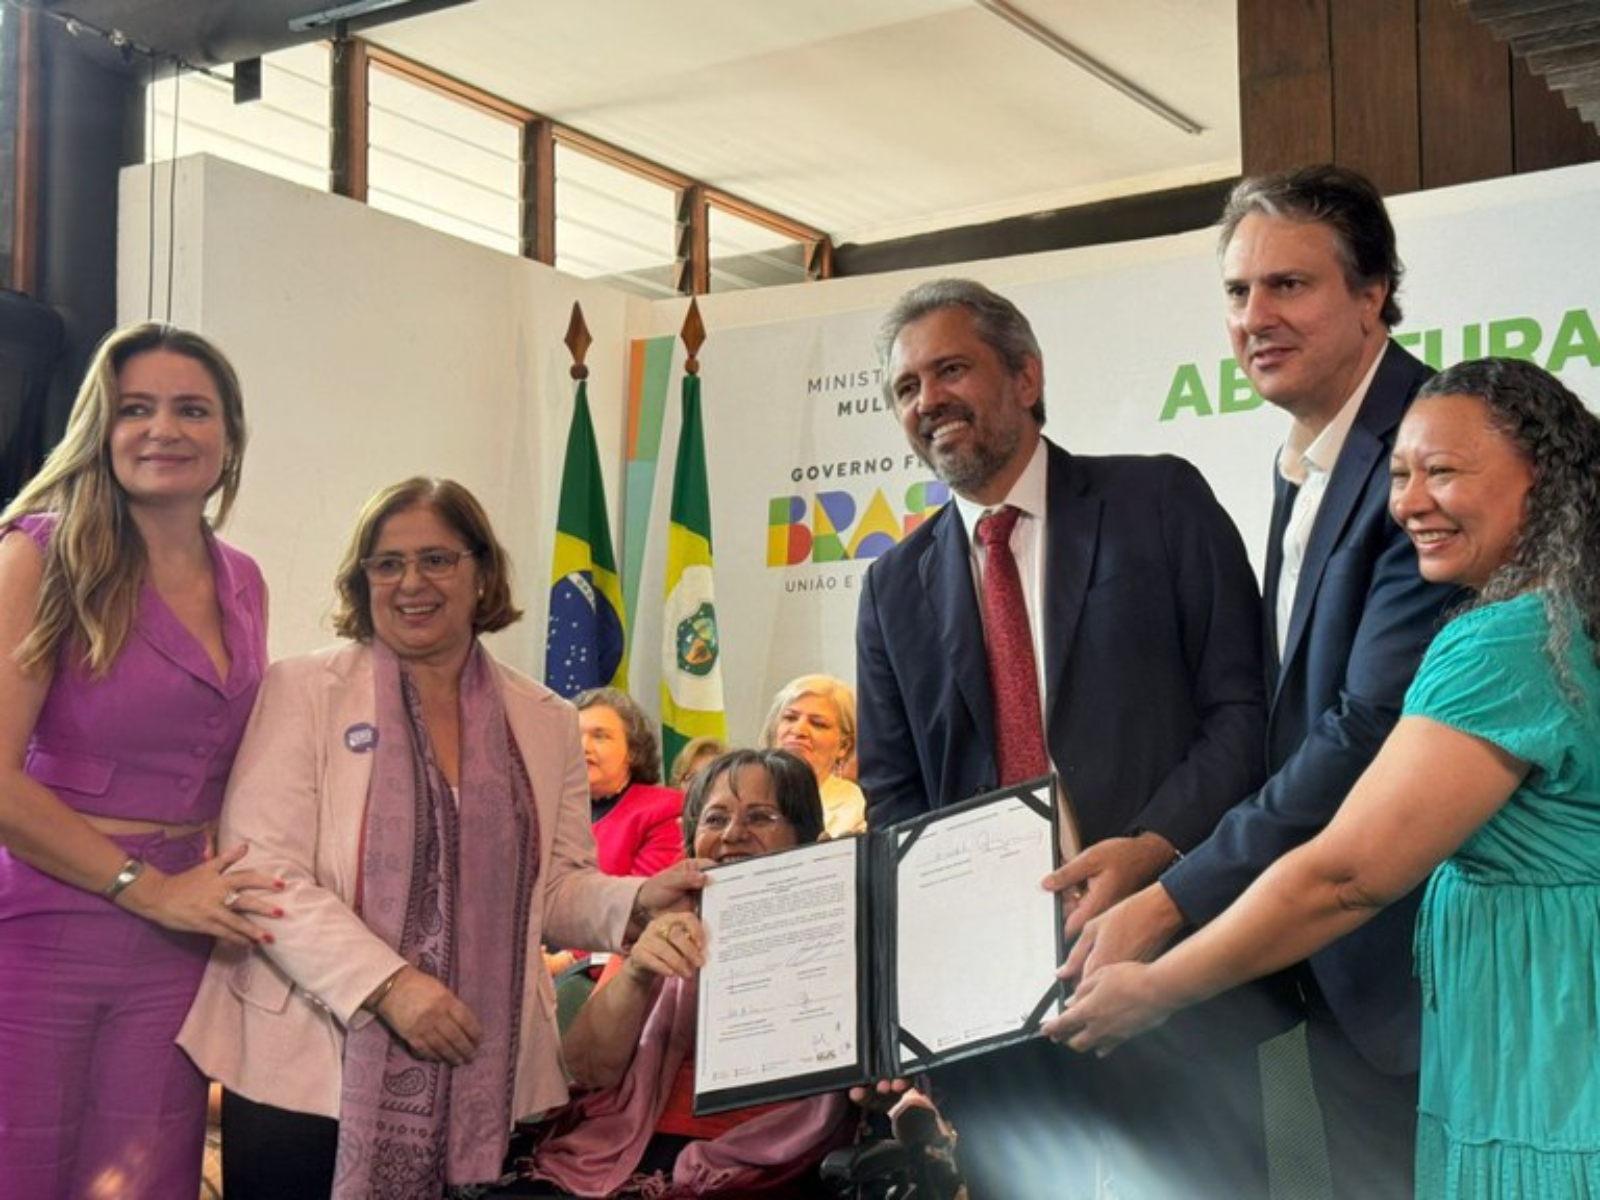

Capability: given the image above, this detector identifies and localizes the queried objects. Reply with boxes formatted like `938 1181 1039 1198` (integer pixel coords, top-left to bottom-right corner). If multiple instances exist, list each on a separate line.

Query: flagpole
660 298 728 765
545 302 629 697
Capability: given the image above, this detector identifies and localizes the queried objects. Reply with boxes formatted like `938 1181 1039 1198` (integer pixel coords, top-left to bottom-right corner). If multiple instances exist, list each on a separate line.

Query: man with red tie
856 278 1273 1199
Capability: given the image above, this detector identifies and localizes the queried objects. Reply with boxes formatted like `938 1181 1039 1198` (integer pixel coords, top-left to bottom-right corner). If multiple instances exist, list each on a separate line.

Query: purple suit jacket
15 512 267 825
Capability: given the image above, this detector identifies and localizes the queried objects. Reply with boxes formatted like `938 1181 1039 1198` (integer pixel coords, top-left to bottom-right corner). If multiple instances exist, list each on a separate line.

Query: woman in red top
575 687 684 877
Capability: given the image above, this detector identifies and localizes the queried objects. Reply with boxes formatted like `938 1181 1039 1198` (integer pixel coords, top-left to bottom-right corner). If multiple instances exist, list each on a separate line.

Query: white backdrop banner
627 165 1600 745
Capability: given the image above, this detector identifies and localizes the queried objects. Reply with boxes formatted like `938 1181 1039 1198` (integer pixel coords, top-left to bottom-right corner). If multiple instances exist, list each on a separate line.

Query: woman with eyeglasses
178 476 706 1200
0 323 272 1198
515 748 861 1197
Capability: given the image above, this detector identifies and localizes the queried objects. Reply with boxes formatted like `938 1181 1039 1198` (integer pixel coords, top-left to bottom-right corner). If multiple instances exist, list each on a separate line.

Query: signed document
694 777 1061 1114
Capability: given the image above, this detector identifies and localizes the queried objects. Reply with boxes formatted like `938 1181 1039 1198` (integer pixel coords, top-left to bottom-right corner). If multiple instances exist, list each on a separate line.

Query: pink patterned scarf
524 974 855 1197
333 640 537 1199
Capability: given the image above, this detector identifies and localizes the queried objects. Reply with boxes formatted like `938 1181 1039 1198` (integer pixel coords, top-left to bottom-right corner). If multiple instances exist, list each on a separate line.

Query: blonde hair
759 673 857 763
670 735 729 788
2 323 247 676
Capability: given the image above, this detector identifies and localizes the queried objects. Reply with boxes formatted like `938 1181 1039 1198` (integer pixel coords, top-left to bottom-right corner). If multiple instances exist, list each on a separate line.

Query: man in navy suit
1064 166 1459 1198
856 278 1274 1198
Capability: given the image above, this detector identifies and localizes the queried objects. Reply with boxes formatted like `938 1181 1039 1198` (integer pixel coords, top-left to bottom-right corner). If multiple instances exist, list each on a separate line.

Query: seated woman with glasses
513 748 861 1197
178 476 705 1199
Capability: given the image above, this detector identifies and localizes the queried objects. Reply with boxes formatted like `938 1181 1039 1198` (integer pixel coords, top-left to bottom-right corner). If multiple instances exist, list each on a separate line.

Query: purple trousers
0 828 212 1199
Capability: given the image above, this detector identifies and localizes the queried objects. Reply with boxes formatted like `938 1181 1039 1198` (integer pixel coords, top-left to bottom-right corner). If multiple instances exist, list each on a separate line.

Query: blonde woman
669 735 728 789
761 673 866 837
0 323 273 1197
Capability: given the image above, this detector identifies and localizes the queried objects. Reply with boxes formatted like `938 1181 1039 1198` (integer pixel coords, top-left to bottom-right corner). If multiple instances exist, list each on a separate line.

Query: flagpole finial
565 302 593 381
680 297 706 376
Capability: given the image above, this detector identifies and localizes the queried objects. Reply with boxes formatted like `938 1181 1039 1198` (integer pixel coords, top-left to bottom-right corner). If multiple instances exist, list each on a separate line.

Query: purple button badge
344 723 379 753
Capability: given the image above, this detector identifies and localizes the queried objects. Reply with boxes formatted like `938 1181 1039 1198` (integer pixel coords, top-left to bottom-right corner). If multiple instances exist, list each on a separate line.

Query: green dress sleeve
1402 594 1574 780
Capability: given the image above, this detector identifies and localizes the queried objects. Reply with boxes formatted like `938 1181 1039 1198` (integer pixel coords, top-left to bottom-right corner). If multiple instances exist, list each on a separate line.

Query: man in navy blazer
1065 167 1459 1199
856 278 1272 1198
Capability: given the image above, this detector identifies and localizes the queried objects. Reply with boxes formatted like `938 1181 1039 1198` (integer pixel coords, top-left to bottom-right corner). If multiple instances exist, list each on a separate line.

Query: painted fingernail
273 908 284 918
262 933 276 945
274 879 286 890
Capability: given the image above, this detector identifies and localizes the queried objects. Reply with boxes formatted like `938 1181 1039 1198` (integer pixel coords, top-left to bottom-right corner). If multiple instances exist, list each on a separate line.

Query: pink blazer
177 642 640 1120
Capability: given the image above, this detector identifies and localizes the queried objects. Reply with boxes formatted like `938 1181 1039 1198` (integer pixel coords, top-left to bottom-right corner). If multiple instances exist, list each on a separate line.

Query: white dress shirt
1275 352 1384 657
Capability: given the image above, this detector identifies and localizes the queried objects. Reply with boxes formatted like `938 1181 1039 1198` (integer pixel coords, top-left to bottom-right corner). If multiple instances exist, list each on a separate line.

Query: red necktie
977 506 1049 785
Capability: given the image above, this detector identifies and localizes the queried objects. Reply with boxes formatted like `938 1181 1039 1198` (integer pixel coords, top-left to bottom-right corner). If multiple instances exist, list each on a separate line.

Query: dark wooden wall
1239 0 1600 195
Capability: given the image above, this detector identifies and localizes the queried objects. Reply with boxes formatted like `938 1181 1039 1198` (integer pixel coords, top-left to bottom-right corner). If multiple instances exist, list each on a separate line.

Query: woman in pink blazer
178 478 703 1200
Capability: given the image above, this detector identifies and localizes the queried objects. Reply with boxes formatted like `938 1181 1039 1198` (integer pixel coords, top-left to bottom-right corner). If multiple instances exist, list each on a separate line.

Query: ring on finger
221 888 241 911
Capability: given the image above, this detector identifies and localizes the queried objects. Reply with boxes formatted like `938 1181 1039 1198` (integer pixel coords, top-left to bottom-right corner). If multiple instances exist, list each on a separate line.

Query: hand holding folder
694 776 1064 1114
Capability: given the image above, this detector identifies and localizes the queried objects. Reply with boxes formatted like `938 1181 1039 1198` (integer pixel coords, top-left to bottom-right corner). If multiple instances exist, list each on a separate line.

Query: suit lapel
1279 342 1411 674
134 581 224 693
1263 466 1294 680
329 649 379 904
132 537 255 698
921 507 995 749
1280 437 1375 676
1042 443 1097 732
209 542 263 700
916 441 1097 764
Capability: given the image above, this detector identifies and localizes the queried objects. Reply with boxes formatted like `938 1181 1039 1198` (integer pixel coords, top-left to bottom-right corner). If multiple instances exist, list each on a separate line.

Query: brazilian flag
544 381 627 697
660 372 727 766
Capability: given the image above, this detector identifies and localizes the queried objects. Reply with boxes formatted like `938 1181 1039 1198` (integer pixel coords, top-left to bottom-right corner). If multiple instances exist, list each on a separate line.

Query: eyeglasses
360 548 476 583
697 808 790 834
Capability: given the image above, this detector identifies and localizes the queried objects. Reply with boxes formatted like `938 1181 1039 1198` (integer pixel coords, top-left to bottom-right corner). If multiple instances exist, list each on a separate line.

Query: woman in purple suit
0 323 276 1198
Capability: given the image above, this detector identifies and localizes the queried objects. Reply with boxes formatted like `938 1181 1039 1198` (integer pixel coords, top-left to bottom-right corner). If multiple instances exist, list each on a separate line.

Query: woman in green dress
1047 356 1600 1197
